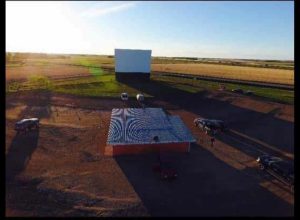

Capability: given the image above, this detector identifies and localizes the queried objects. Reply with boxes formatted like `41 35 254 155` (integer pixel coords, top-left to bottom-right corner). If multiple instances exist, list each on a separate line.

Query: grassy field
6 52 294 104
155 75 294 104
6 52 294 85
6 71 294 105
6 74 143 97
99 56 294 85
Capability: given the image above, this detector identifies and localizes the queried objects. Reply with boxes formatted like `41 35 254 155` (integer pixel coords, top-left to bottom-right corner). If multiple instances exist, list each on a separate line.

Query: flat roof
107 108 196 145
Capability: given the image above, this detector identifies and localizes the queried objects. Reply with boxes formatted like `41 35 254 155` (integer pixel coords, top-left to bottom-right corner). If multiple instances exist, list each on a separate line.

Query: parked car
244 90 254 95
15 118 39 134
194 118 228 134
120 92 128 101
152 152 178 180
136 93 144 102
256 155 294 192
232 88 244 94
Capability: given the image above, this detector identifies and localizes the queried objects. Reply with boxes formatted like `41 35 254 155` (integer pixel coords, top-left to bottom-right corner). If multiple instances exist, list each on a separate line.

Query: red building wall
105 142 190 156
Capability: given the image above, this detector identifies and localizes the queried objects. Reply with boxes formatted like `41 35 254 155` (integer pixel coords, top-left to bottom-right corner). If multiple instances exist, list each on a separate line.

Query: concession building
105 108 196 156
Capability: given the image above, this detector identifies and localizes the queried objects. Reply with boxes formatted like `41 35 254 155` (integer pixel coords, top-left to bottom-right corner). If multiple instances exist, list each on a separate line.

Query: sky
6 1 294 60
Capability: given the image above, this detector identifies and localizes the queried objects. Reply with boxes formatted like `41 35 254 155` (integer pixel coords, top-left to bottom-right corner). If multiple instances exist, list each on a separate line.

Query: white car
121 93 129 101
136 93 144 102
194 118 228 134
15 118 39 133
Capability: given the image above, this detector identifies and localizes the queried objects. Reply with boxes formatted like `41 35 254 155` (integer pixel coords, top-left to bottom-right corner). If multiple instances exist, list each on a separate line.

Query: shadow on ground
6 130 40 182
123 79 294 156
115 144 293 217
217 130 293 161
6 90 53 180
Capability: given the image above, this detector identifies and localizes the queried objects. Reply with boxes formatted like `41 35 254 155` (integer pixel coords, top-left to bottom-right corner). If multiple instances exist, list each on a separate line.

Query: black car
256 155 294 192
194 118 228 134
232 88 244 94
244 90 254 95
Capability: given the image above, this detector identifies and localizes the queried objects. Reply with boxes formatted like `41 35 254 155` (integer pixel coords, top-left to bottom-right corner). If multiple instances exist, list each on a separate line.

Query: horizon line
5 51 294 62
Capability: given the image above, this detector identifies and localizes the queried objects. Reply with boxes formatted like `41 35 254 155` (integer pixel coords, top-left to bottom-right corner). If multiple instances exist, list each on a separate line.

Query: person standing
210 136 215 148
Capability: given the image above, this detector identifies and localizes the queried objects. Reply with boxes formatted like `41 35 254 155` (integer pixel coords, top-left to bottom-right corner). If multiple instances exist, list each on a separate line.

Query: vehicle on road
244 90 254 95
153 152 178 180
121 92 129 101
15 118 39 134
231 88 254 96
136 93 144 102
194 118 228 135
232 88 244 94
256 155 294 192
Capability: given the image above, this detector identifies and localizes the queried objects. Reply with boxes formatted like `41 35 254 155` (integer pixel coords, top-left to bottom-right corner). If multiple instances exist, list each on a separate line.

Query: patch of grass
27 75 53 89
6 75 53 92
52 74 151 98
72 57 105 76
5 69 293 104
6 81 21 93
6 63 23 67
151 78 204 94
155 75 294 104
89 67 104 76
54 81 119 97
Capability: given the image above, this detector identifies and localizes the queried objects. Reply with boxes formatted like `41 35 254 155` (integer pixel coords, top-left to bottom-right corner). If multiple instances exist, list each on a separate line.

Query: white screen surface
115 49 152 73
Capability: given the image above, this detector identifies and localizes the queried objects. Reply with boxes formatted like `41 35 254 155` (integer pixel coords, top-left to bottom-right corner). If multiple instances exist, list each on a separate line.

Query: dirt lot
6 88 294 216
6 92 149 217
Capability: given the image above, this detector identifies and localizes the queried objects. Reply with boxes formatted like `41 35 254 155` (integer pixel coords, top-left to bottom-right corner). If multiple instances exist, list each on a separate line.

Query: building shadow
217 130 293 161
122 78 294 157
115 144 293 217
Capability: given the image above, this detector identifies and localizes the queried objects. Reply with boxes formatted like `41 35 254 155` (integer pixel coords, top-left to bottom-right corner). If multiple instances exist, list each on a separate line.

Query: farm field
151 63 294 85
151 57 294 70
6 53 294 104
6 52 294 85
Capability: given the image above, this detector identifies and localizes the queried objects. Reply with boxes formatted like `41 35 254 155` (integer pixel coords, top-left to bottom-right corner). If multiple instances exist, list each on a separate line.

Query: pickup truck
194 118 228 135
256 155 294 192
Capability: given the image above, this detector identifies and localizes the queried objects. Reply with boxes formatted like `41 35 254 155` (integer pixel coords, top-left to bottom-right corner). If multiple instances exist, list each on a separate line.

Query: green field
6 71 294 105
6 52 294 104
155 75 294 104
